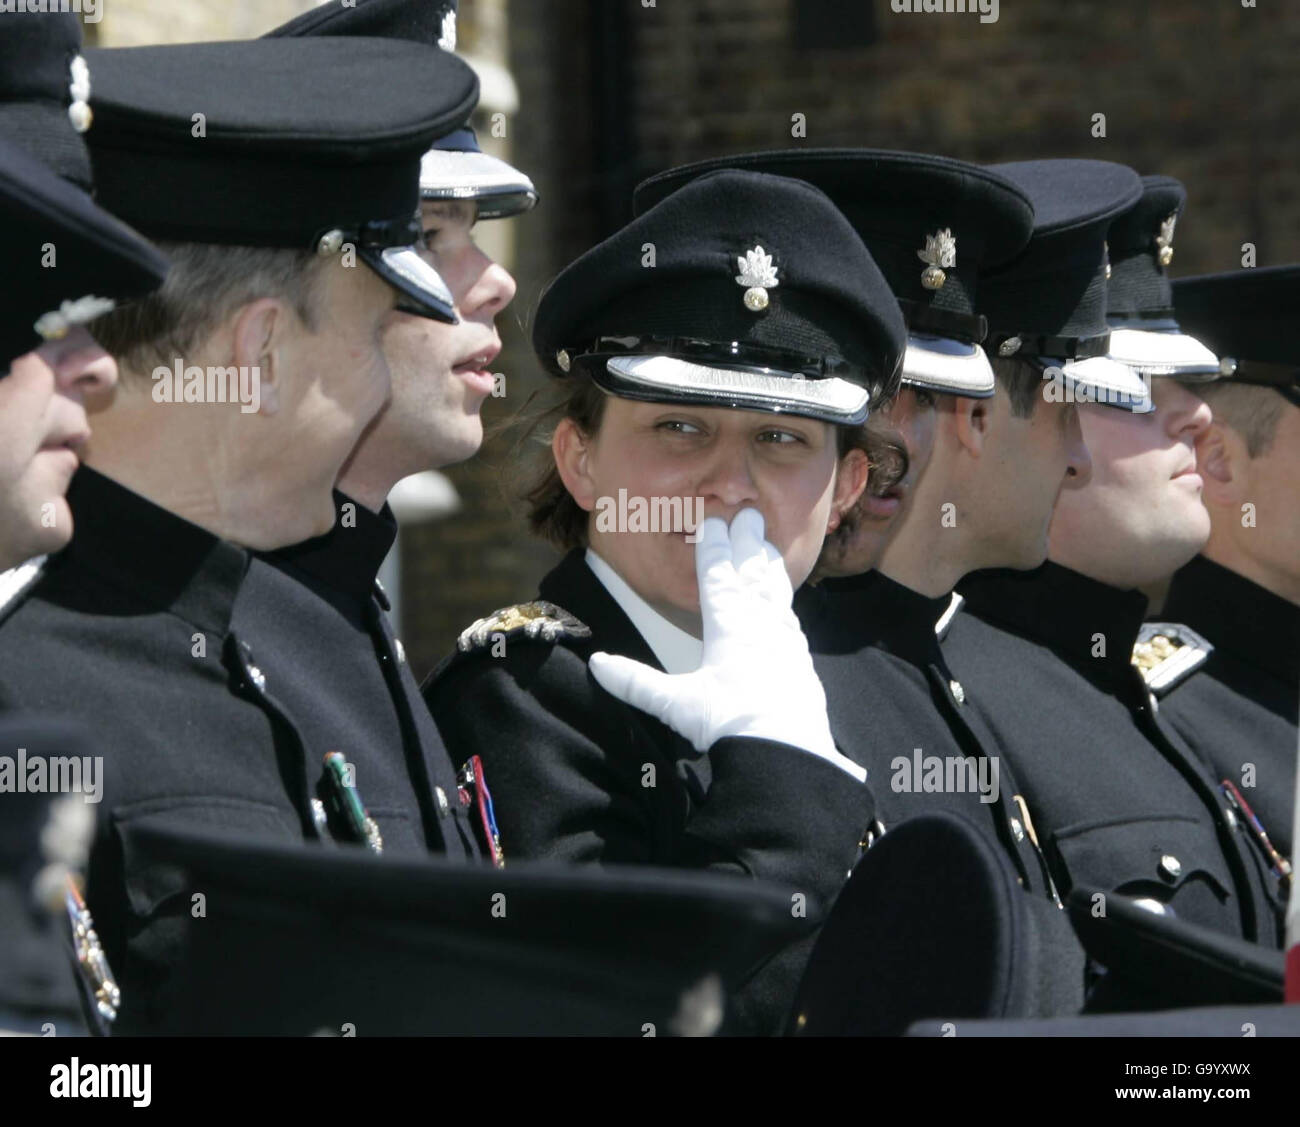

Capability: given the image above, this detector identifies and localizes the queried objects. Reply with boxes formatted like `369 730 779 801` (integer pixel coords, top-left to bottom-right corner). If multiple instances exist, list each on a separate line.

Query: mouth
1172 460 1202 486
858 481 907 522
41 429 90 457
451 343 502 393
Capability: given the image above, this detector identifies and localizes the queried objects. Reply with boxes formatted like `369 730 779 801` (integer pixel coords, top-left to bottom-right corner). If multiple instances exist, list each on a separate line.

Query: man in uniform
243 0 533 865
943 175 1286 977
0 33 484 1031
1150 265 1299 863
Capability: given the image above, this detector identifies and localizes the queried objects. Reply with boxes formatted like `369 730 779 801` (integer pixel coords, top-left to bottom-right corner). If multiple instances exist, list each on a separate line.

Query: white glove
588 507 841 763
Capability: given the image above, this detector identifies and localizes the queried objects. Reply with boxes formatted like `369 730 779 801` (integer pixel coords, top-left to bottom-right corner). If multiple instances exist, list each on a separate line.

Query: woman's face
555 395 867 633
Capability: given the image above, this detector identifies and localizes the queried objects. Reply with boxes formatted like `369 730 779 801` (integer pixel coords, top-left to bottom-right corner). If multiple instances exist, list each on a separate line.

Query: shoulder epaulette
1131 622 1214 696
456 600 592 653
934 591 965 641
0 555 47 628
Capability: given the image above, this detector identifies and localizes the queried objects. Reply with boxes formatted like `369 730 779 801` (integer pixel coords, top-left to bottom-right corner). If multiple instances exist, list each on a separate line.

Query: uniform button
1159 854 1182 880
435 786 450 818
247 664 266 693
1009 817 1025 842
949 680 966 705
395 638 406 665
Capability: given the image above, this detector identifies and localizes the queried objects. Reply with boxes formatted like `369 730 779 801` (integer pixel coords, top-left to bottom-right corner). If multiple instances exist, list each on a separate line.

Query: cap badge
1155 213 1177 267
34 296 115 342
68 55 92 134
438 9 458 52
736 245 779 313
996 336 1022 357
917 228 956 291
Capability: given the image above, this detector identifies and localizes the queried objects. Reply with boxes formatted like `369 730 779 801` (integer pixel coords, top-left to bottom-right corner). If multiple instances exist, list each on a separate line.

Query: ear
829 446 869 531
231 298 286 416
1196 421 1248 507
552 416 598 513
950 394 988 459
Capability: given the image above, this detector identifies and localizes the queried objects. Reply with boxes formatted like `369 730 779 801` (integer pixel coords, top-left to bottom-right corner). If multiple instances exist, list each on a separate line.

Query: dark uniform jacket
0 469 472 1032
798 570 1085 1015
423 548 877 1033
943 563 1285 950
1158 554 1298 860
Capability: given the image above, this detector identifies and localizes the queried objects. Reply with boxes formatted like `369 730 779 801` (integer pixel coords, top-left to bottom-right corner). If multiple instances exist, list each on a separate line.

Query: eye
757 429 805 445
656 419 704 436
421 227 443 251
914 388 937 408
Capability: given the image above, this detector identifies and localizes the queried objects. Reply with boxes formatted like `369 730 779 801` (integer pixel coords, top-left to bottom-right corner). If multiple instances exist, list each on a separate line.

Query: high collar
806 570 953 668
56 465 249 636
266 491 397 604
958 562 1149 688
538 549 664 672
584 549 702 675
1164 554 1300 684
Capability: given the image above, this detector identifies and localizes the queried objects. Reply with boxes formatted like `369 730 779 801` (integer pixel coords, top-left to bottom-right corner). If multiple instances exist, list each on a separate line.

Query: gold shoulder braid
1131 622 1213 696
457 600 592 653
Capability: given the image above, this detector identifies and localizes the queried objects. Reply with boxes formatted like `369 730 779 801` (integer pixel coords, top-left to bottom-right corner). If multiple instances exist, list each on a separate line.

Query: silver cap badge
917 228 956 291
736 245 779 312
1155 213 1177 267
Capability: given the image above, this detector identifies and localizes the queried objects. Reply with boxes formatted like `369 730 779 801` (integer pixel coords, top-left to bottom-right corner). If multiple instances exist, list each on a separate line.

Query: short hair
1191 380 1286 458
89 242 327 378
988 352 1042 418
514 377 865 553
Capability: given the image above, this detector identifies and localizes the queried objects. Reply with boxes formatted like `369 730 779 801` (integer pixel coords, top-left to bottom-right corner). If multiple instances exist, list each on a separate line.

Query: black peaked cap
263 0 457 41
1107 174 1185 323
534 168 906 425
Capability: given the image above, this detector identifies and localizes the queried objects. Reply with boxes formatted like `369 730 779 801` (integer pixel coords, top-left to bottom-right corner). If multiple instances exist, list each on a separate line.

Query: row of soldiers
1 0 1296 1037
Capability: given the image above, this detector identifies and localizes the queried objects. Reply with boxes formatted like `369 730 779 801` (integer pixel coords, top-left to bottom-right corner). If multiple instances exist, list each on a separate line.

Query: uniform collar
1164 554 1300 684
265 491 397 604
55 465 249 636
805 569 953 668
584 549 703 675
958 561 1149 688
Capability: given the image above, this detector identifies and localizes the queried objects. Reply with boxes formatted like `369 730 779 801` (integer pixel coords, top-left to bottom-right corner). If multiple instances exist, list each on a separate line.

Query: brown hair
1193 380 1286 458
510 376 876 552
989 352 1044 418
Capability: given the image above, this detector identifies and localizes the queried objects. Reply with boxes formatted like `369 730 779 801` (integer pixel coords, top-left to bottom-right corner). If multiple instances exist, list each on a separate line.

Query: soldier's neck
1202 529 1300 607
84 384 335 550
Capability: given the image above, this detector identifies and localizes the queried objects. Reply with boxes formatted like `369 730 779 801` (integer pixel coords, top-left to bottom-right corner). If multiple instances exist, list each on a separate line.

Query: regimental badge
917 228 956 291
1131 621 1213 696
457 600 592 652
1155 212 1177 267
438 9 457 51
735 245 779 312
33 296 115 342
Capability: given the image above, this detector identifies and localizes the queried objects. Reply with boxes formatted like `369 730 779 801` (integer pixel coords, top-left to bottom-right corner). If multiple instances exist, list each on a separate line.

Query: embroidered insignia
735 245 779 312
457 600 592 652
1155 213 1177 267
1131 621 1213 696
438 9 457 51
68 54 92 133
34 296 115 342
917 228 956 291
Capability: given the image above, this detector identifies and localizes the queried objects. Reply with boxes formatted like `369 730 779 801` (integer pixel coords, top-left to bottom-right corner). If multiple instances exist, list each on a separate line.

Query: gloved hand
588 507 839 760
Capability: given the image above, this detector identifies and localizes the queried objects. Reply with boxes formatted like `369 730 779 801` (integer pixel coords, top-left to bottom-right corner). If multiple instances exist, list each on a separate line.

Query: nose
1159 379 1212 441
695 432 760 519
51 326 118 398
458 243 516 321
1062 406 1093 490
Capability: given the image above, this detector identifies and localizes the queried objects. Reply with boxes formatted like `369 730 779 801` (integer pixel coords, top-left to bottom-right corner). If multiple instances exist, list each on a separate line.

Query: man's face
566 397 861 632
274 254 396 532
346 200 516 489
1048 378 1212 587
976 387 1092 570
821 385 938 576
0 328 117 568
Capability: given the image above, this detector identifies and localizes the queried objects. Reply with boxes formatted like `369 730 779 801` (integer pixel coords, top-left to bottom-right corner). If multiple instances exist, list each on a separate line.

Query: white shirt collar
585 549 703 675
